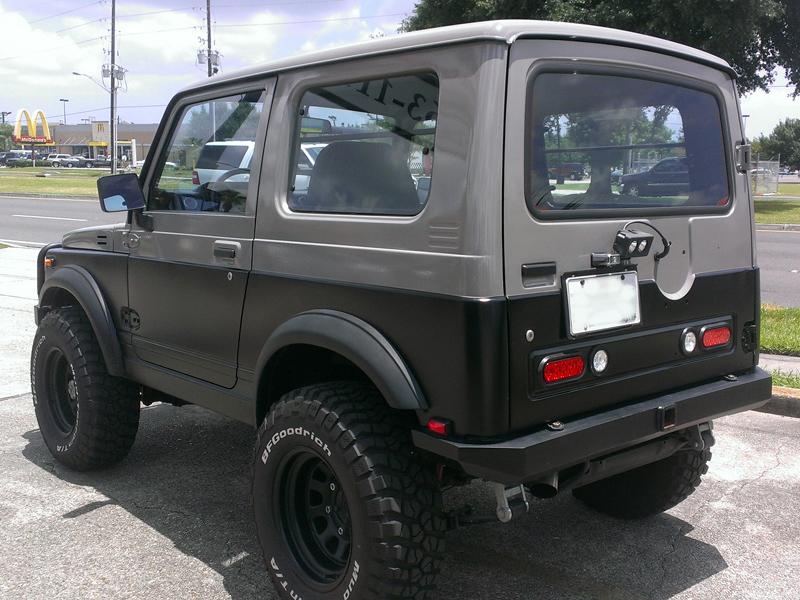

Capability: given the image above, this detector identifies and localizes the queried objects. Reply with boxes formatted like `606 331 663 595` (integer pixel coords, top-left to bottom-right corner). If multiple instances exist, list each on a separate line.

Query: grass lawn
0 168 112 196
754 198 800 224
761 303 800 356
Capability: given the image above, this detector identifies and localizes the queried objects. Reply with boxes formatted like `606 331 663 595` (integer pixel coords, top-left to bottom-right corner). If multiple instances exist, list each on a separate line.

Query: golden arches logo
13 109 54 144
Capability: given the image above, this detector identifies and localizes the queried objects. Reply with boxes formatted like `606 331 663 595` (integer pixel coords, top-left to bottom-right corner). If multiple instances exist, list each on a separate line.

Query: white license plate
565 271 640 336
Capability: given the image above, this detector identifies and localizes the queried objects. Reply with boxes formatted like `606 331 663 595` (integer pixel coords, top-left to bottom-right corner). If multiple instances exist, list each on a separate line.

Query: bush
7 160 52 168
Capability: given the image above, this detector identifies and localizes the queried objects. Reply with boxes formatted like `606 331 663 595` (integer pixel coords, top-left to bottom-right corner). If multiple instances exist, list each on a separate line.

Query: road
3 194 800 307
1 240 799 600
0 194 121 247
757 229 800 307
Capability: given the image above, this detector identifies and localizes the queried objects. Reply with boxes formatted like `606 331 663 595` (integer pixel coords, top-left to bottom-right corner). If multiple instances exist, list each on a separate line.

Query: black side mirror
97 173 146 212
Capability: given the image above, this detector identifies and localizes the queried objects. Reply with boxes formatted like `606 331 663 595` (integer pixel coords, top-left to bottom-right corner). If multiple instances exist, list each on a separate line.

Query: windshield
528 71 729 216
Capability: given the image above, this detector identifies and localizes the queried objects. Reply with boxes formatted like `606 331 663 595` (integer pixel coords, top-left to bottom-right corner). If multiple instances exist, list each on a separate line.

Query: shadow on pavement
22 402 727 600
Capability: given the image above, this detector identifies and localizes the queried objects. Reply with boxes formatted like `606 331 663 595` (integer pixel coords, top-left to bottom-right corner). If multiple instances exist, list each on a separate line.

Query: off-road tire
31 307 140 470
572 447 711 519
253 381 446 600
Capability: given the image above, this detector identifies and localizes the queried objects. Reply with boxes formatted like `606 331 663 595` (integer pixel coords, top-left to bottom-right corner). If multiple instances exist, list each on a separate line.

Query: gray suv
31 20 771 600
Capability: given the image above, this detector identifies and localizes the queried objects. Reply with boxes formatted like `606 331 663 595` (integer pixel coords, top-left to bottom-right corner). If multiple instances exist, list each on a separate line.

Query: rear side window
288 73 438 215
528 72 729 217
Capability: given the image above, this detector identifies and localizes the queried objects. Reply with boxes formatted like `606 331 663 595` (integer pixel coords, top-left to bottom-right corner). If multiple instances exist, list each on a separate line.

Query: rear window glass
528 72 729 216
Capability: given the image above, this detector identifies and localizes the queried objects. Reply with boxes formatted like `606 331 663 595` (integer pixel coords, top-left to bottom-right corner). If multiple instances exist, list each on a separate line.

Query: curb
758 387 800 419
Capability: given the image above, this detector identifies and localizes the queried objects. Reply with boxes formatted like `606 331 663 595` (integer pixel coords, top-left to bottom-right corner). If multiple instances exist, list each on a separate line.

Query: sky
0 0 796 137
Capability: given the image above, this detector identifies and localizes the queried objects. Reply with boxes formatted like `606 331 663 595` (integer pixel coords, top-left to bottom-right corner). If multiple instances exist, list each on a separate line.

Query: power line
28 1 104 25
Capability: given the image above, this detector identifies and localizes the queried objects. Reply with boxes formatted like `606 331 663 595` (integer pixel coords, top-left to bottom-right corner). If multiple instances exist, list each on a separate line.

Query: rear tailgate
503 38 759 431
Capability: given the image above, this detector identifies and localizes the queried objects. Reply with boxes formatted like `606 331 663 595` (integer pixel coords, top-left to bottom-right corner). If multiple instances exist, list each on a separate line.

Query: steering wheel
206 168 250 212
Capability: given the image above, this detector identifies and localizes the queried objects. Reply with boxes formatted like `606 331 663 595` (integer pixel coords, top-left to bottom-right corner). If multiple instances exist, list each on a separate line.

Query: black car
619 156 689 197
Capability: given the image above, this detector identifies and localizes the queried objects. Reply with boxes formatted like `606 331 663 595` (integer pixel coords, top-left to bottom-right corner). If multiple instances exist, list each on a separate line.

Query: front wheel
253 382 445 600
572 446 711 519
31 307 140 470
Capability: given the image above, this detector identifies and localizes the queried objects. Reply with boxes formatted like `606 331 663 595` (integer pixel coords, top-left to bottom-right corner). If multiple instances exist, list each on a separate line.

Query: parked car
619 156 689 197
1 151 28 166
32 20 771 600
548 162 586 180
192 141 255 185
48 154 73 167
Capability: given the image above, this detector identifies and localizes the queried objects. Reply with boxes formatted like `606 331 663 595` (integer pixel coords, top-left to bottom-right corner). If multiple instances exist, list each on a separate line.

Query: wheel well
256 344 369 425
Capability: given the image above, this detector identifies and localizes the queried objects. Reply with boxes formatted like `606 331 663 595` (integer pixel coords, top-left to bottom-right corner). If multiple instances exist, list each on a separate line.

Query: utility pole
109 0 117 174
206 0 213 77
0 111 10 123
59 98 69 124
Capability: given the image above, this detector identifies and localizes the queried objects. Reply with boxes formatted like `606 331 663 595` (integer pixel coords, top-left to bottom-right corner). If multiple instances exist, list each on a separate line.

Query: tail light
542 356 585 383
192 170 200 185
702 326 731 348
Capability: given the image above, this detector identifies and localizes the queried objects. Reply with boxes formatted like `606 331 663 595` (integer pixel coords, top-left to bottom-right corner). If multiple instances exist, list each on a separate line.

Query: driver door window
150 90 265 214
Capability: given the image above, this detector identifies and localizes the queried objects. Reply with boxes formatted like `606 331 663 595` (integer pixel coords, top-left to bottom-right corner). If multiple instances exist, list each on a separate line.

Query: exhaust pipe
528 472 559 499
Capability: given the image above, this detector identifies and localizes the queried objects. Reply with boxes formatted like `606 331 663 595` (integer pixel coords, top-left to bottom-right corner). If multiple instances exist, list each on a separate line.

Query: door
503 39 756 428
126 82 273 388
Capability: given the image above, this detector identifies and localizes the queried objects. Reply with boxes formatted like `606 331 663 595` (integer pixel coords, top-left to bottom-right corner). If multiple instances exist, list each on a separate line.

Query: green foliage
753 118 800 167
0 122 15 151
401 0 800 95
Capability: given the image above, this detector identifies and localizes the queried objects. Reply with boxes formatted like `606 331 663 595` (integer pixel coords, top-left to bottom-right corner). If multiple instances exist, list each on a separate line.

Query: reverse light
542 356 585 383
591 349 609 374
681 330 697 355
702 326 731 348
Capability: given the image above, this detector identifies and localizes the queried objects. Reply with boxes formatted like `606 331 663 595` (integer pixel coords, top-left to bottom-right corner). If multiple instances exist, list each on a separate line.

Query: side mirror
97 173 146 212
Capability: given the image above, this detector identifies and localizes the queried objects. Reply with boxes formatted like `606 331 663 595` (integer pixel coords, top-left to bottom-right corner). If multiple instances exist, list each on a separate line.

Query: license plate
565 271 640 336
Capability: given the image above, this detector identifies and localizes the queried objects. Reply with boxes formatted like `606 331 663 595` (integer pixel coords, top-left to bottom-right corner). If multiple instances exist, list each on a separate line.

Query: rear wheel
31 307 140 470
253 382 445 600
626 185 640 196
572 447 711 519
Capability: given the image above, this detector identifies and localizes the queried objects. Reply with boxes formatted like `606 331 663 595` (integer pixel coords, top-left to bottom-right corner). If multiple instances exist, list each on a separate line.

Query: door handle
214 246 236 259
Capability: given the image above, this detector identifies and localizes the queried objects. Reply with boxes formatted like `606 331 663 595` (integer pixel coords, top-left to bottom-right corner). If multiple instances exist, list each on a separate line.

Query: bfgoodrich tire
31 307 140 470
572 447 711 519
253 382 446 600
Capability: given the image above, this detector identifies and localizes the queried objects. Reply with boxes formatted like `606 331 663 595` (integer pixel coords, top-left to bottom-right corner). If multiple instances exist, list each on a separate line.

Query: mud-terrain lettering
270 557 303 600
343 560 360 599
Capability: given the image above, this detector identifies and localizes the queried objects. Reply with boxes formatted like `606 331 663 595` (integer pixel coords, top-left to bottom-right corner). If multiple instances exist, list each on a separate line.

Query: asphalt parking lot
2 246 799 600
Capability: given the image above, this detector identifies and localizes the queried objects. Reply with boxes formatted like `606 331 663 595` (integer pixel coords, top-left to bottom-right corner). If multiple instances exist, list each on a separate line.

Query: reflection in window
528 73 728 214
288 73 438 215
149 90 264 213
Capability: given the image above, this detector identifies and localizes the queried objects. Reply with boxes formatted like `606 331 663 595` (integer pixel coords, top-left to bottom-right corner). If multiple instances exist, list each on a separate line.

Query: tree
754 118 800 167
0 123 14 151
400 0 800 95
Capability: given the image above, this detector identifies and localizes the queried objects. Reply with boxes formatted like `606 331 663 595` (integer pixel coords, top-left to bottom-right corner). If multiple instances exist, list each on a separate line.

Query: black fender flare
256 309 426 415
38 264 125 377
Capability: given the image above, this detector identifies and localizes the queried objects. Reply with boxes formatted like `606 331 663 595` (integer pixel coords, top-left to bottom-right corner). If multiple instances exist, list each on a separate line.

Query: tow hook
493 483 530 523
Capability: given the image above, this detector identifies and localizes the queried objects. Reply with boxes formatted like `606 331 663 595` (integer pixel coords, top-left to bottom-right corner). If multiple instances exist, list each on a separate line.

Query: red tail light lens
702 326 731 348
192 170 200 185
542 356 585 383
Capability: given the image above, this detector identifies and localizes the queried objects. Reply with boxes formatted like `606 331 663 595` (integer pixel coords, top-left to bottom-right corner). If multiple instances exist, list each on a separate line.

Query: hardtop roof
180 19 734 94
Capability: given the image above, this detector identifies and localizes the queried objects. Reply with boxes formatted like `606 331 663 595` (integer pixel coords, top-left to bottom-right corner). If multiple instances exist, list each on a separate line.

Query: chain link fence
752 159 779 196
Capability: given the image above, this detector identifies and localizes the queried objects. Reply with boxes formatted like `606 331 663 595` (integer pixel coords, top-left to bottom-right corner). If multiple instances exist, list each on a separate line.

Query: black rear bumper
412 368 772 486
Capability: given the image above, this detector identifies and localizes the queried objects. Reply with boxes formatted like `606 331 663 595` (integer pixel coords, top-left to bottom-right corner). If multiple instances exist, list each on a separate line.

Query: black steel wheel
253 382 445 600
31 307 140 470
572 447 711 519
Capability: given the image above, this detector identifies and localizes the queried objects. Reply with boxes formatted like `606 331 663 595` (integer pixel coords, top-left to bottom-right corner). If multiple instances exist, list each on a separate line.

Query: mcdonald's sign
13 109 54 144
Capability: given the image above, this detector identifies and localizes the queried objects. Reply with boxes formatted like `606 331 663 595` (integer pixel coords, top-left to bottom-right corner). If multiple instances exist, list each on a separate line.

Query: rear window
196 144 249 170
527 71 729 217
